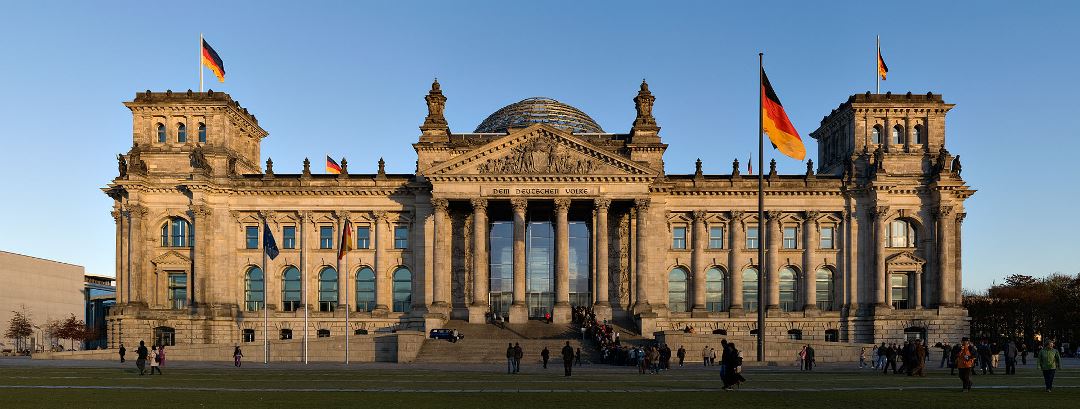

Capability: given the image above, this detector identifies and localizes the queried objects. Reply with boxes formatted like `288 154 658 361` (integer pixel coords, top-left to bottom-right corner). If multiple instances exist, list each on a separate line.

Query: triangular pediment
886 252 926 267
425 124 657 179
151 250 192 267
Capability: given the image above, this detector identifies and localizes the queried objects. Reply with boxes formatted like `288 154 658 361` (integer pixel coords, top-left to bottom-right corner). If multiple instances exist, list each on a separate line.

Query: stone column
913 271 923 309
728 211 744 312
593 198 612 319
333 210 350 309
954 212 966 306
934 206 955 307
128 204 147 306
112 209 124 304
691 210 707 313
372 211 389 312
633 198 652 313
553 198 571 323
509 199 528 323
766 210 781 312
803 211 819 311
430 198 450 313
300 211 312 313
873 206 889 309
468 199 488 322
844 208 858 312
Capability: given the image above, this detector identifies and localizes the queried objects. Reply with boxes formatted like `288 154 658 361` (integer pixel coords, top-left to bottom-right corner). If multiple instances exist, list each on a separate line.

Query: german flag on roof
761 68 805 161
202 39 225 82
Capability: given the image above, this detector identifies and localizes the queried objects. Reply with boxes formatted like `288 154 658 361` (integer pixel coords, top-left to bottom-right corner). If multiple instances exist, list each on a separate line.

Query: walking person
1004 339 1018 375
677 345 686 367
135 341 148 375
513 343 523 374
148 346 163 375
710 347 717 366
506 343 515 374
702 345 711 366
561 341 575 377
957 337 976 392
913 339 926 377
158 345 167 367
721 342 745 390
118 343 126 363
575 347 582 366
950 342 961 376
541 346 550 369
805 345 816 371
1037 340 1062 392
233 345 243 367
798 345 807 370
876 342 887 369
1020 343 1028 366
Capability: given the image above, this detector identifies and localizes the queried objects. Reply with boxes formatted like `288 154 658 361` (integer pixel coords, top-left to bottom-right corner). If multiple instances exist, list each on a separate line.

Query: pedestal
508 304 528 324
591 304 613 322
468 304 489 324
552 303 571 324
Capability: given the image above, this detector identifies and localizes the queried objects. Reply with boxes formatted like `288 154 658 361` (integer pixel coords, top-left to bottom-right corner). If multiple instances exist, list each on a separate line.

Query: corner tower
121 90 267 178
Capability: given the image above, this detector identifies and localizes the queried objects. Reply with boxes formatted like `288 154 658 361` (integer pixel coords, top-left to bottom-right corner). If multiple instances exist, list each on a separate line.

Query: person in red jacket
956 337 977 391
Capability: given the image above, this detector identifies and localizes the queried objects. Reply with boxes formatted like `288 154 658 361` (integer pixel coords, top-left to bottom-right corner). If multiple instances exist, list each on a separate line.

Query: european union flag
263 221 279 260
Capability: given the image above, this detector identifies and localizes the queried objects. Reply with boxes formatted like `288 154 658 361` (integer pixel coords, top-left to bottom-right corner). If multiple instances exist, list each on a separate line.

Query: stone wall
36 331 426 363
655 331 873 364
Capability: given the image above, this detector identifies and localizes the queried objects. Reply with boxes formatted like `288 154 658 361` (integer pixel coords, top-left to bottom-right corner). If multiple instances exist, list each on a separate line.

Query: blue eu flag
263 221 280 260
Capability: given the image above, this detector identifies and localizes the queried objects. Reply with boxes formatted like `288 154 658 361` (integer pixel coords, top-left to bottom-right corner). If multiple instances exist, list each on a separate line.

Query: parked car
429 329 463 343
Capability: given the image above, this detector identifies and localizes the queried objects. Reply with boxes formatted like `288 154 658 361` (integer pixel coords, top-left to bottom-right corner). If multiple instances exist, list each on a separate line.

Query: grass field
0 359 1075 408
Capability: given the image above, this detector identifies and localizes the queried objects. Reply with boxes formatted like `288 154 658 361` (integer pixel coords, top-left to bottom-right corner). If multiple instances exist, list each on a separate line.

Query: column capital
634 198 651 211
803 210 820 223
258 209 276 221
872 205 891 221
299 210 314 222
111 210 122 222
593 197 611 211
955 212 966 225
933 205 954 220
332 210 350 221
729 210 744 220
692 209 708 222
766 210 783 222
127 203 148 219
469 198 488 212
511 198 528 214
371 210 388 222
431 198 449 213
553 198 571 211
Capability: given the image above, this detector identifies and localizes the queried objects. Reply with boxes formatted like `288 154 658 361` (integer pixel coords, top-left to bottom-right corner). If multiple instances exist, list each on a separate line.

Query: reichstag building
105 80 973 347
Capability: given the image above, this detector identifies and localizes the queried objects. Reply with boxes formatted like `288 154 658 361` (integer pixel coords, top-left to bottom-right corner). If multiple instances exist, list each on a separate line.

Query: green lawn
0 361 1075 408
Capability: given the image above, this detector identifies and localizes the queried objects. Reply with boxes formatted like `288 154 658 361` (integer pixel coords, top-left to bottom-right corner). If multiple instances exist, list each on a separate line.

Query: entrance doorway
526 220 554 318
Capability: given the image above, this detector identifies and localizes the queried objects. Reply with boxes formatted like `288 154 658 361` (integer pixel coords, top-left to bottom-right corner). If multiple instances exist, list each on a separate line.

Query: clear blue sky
1 1 1077 292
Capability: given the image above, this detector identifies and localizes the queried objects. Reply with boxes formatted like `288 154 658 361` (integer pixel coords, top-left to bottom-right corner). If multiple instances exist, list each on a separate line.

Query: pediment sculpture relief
476 137 599 175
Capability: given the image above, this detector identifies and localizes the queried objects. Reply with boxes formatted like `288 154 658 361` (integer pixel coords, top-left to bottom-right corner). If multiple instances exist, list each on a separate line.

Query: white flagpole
262 221 269 365
301 215 308 364
876 36 880 94
345 235 350 365
199 33 204 92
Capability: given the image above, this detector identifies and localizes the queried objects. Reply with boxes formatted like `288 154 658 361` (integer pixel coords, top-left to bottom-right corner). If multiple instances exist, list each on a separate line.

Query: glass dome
474 97 604 134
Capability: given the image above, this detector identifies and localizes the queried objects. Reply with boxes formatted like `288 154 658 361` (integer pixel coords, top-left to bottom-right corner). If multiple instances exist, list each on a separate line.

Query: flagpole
301 216 308 364
875 36 880 94
262 221 269 365
757 52 766 363
345 224 350 366
199 33 204 93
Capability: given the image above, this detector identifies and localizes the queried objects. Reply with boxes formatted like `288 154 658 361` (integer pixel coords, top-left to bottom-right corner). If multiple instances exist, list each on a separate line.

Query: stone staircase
414 320 599 364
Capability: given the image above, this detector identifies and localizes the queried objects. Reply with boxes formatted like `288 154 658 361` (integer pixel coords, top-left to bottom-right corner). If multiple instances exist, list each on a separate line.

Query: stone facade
105 83 973 350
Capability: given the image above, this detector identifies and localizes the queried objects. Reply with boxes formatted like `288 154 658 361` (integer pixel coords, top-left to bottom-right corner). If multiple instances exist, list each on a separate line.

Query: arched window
317 329 330 338
892 125 904 145
160 217 193 247
815 267 834 310
787 328 803 340
319 267 338 312
871 125 882 144
824 329 840 342
667 267 689 313
356 267 375 312
177 123 187 143
157 123 166 143
198 123 207 143
392 267 412 312
742 267 759 311
279 329 293 340
282 266 300 311
887 219 916 248
779 267 798 311
153 326 175 346
245 266 264 311
913 125 924 144
705 267 725 312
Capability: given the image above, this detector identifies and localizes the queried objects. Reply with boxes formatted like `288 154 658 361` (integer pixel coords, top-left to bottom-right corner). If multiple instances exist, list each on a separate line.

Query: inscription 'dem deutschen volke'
484 187 595 196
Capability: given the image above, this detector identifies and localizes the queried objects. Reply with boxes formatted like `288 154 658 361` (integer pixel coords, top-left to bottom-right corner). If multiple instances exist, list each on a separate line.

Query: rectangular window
891 273 910 309
671 225 687 249
783 226 798 249
746 226 759 249
282 226 296 249
168 273 187 309
394 225 408 249
245 226 259 249
320 226 334 249
242 329 255 343
709 226 724 249
356 226 370 249
819 227 834 249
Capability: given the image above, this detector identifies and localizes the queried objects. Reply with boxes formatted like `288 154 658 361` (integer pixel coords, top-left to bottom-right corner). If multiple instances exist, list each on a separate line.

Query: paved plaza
0 357 1076 408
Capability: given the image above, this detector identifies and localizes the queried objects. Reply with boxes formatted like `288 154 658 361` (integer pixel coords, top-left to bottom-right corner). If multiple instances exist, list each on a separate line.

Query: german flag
761 68 805 161
338 219 353 260
326 156 342 174
202 39 225 82
878 48 888 80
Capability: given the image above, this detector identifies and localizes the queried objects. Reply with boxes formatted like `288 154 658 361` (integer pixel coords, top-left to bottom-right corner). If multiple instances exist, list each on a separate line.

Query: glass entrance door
489 221 514 319
526 220 554 318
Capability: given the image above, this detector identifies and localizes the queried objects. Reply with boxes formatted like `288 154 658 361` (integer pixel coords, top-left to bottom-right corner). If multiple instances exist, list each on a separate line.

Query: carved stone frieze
476 136 600 175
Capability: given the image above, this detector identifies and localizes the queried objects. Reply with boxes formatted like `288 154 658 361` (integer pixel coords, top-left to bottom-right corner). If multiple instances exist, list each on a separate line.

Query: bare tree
5 306 34 354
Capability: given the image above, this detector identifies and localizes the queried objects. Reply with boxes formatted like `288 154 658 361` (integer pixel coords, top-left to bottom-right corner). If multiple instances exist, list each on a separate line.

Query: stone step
415 338 598 364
